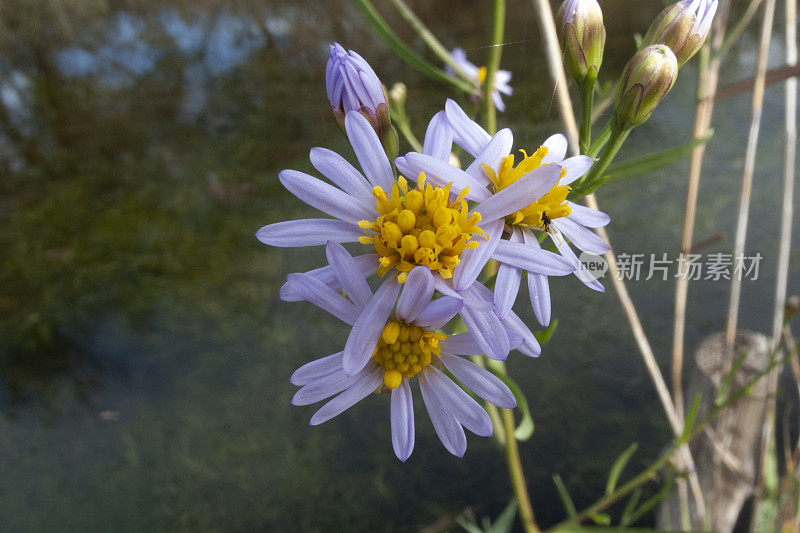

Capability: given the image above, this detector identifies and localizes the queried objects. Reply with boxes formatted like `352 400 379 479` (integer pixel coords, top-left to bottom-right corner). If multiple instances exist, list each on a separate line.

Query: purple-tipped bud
326 43 397 158
642 0 718 66
557 0 606 84
614 45 678 131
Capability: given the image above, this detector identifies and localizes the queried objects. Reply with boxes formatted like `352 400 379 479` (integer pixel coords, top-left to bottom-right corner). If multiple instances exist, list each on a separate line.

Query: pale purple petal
325 241 373 309
444 98 491 157
256 219 363 247
440 332 483 355
390 380 415 462
502 310 541 357
472 164 561 223
394 156 415 182
309 368 383 425
560 155 595 185
460 284 510 361
401 152 491 202
433 277 465 300
420 369 467 457
280 254 379 302
521 230 552 327
566 202 611 228
395 266 434 323
290 351 344 386
427 366 492 437
452 218 503 292
413 297 462 330
465 128 513 186
344 111 393 191
309 147 374 203
285 273 361 325
550 231 605 292
541 134 568 164
493 240 575 275
494 228 523 319
440 353 516 408
279 169 375 224
422 111 454 162
293 368 362 406
343 278 402 375
552 218 610 255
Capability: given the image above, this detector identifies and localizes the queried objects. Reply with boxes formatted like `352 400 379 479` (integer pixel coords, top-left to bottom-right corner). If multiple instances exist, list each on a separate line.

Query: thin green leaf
534 319 558 345
490 500 519 533
605 131 714 184
623 477 676 526
605 442 639 495
714 349 750 406
352 0 477 94
554 527 705 532
620 488 643 527
681 393 702 441
552 474 578 519
590 513 611 526
488 371 534 441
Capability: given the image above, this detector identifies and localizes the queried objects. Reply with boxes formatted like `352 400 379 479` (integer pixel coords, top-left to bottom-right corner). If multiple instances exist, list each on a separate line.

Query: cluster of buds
326 43 399 159
642 0 719 66
557 0 606 85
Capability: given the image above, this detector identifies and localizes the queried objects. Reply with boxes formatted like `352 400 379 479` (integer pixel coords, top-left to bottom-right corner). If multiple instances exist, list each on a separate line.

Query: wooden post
657 331 779 532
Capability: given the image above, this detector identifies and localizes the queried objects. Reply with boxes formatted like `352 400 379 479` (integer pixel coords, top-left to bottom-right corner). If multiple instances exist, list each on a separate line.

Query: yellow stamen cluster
482 147 572 232
477 66 488 83
358 174 486 282
372 321 448 389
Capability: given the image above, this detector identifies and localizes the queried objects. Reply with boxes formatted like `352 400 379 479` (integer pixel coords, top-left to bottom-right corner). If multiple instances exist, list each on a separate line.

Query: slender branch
671 0 731 462
501 406 539 533
386 0 476 87
725 0 775 354
529 0 707 520
713 0 765 60
716 63 800 99
483 0 505 135
579 72 596 152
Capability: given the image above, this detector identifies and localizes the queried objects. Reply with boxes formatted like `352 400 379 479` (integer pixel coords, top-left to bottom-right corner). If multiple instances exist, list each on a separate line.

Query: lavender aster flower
397 99 608 326
446 47 513 112
288 242 517 460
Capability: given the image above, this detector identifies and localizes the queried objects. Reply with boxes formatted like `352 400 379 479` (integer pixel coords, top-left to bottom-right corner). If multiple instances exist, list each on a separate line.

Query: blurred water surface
0 1 798 530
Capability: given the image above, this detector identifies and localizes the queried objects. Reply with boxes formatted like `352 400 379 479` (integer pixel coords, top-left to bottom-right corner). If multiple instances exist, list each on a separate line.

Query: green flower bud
613 45 678 131
642 0 718 66
557 0 606 84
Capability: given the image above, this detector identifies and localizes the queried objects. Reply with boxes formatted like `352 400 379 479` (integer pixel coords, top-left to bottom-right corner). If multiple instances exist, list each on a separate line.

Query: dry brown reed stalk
530 0 706 522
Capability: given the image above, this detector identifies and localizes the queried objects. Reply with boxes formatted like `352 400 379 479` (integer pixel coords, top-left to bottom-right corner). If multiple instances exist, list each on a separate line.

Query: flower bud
326 43 397 158
642 0 719 66
557 0 606 84
613 45 678 131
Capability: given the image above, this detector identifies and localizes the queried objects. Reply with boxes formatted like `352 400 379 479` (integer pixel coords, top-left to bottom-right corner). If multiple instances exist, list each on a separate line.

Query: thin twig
716 63 800 99
386 0 475 86
483 0 505 135
529 0 707 521
671 0 732 458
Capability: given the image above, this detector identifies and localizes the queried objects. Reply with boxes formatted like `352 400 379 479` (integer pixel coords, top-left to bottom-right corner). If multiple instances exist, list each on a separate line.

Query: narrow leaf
605 442 639 495
552 474 578 519
489 371 534 441
605 132 714 184
353 0 477 94
620 488 643 527
533 319 559 345
590 513 611 526
714 349 750 406
680 393 702 441
491 500 519 533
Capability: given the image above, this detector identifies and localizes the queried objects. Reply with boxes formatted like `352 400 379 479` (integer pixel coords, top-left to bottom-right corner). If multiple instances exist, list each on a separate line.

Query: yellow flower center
477 66 488 83
358 174 486 282
373 321 448 389
481 147 571 232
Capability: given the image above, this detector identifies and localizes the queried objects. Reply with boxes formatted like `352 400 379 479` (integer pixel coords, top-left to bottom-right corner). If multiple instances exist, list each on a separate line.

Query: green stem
483 0 506 134
587 121 612 158
501 404 540 533
579 73 596 153
572 128 629 198
387 0 476 88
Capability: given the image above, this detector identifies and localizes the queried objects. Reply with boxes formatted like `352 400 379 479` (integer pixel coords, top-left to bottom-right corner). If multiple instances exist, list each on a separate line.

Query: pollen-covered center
358 173 486 282
372 321 448 389
482 146 572 232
